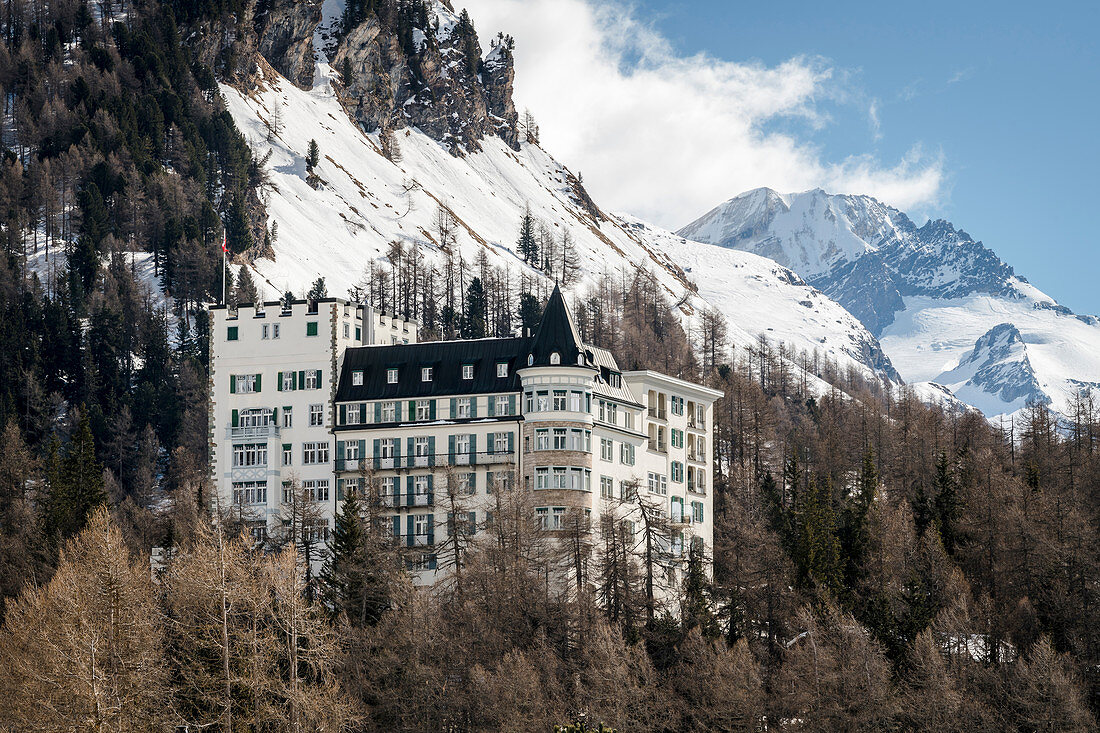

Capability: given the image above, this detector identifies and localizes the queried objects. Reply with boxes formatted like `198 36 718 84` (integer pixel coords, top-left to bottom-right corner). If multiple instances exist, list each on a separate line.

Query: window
345 441 360 461
692 501 704 524
535 507 549 529
608 372 622 389
303 369 320 390
227 326 239 341
233 374 259 393
302 479 330 502
380 439 396 459
232 481 266 505
536 390 550 411
301 519 329 543
306 321 318 336
232 444 267 467
647 472 668 496
553 428 567 450
282 444 292 466
550 351 560 365
455 434 471 455
535 430 549 451
569 429 591 452
552 390 567 411
597 399 618 424
272 324 280 339
462 364 474 380
455 398 471 419
497 362 508 378
346 403 360 424
495 395 510 415
282 407 293 428
281 372 296 391
387 368 398 384
534 507 567 531
352 370 364 386
413 514 431 539
415 400 432 421
569 391 584 412
461 472 476 495
238 408 273 428
494 433 510 453
534 467 591 492
671 396 684 416
671 429 683 449
620 443 635 465
303 442 329 465
600 438 614 462
414 437 431 461
600 476 614 499
381 401 396 422
248 522 267 545
343 323 350 338
413 474 431 503
261 324 269 339
421 367 433 382
381 476 398 502
309 404 324 427
671 461 684 483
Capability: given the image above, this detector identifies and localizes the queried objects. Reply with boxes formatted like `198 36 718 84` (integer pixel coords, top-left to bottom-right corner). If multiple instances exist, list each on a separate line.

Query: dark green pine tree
516 206 538 266
320 491 366 618
797 473 842 594
932 452 959 554
681 540 719 639
461 277 487 339
306 139 320 171
839 447 878 598
518 292 542 334
307 277 328 302
43 413 107 541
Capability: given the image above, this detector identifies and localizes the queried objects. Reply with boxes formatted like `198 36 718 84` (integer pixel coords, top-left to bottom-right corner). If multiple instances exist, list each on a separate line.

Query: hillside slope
221 1 899 391
679 188 1100 418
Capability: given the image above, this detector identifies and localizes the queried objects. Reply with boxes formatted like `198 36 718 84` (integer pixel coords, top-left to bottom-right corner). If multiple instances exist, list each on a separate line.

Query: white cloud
462 0 944 228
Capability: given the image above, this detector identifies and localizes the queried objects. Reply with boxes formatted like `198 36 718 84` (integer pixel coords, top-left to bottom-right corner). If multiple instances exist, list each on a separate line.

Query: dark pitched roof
528 284 585 367
335 337 529 402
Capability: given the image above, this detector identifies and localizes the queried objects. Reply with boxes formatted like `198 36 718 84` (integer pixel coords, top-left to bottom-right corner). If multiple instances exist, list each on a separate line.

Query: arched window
527 353 534 366
577 354 585 365
550 351 560 365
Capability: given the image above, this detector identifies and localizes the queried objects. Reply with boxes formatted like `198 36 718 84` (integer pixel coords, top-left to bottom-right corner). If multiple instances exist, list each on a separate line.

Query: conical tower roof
528 284 585 367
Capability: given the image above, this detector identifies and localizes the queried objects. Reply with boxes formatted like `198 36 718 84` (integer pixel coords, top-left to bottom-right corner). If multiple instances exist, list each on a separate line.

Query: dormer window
352 370 364 386
550 352 560 365
462 364 474 380
421 367 433 382
497 362 508 378
387 368 398 384
577 354 584 365
527 354 534 366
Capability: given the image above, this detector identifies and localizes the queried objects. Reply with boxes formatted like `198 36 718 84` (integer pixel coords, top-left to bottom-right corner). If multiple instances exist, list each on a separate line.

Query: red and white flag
221 229 228 253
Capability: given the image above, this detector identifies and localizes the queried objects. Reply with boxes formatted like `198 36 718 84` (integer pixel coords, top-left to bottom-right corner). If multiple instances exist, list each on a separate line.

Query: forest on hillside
1 0 1100 730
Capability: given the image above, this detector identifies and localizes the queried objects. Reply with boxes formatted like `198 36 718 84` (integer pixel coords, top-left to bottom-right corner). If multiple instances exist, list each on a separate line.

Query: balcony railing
228 424 279 440
345 451 517 472
688 417 706 430
406 532 433 547
407 492 434 508
648 407 668 420
687 450 706 463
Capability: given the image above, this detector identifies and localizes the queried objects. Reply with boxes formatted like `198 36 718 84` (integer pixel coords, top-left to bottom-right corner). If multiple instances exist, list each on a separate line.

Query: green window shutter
429 400 436 420
408 400 416 420
406 476 414 508
336 441 345 461
449 398 456 418
508 433 514 454
373 439 380 469
356 326 362 341
469 398 478 419
428 436 436 466
508 395 516 415
486 432 495 455
297 370 304 390
277 372 283 391
230 377 236 394
427 554 437 570
488 398 495 417
392 516 400 537
468 472 477 493
486 471 494 494
358 439 366 460
359 403 367 423
406 513 414 547
446 512 454 538
227 326 238 341
317 369 322 387
427 474 434 502
448 435 456 465
426 515 434 546
254 374 261 392
393 438 401 461
231 409 238 427
395 401 402 422
468 512 477 534
374 403 382 423
406 437 414 467
339 405 346 425
469 434 477 465
306 321 318 336
271 407 278 424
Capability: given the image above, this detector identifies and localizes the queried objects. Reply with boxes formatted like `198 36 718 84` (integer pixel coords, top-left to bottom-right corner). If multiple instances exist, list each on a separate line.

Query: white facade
209 290 720 599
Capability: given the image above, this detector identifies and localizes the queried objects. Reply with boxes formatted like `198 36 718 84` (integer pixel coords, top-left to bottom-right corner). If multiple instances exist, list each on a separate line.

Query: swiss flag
221 229 228 253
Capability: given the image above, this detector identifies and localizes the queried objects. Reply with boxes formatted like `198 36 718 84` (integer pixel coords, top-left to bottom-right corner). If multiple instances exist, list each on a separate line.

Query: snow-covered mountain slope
678 187 1100 419
218 8 898 389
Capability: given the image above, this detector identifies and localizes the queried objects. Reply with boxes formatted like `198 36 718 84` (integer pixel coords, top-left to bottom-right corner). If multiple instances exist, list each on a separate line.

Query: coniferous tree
462 277 487 339
307 277 328 302
320 490 366 619
517 205 538 266
43 413 106 541
518 291 542 334
306 139 320 171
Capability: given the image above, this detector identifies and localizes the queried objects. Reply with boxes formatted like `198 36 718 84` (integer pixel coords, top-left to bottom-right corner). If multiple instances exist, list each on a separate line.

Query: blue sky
624 1 1099 313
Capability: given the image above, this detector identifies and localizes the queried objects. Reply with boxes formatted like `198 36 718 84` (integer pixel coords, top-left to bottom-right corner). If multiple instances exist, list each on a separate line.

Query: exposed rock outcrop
254 0 324 89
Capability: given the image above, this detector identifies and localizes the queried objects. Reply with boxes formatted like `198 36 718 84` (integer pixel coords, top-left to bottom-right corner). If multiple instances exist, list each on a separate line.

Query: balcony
687 450 706 464
688 417 706 430
647 406 668 420
406 492 434 508
649 442 668 455
687 479 706 495
406 533 434 547
412 455 430 468
335 458 362 472
228 424 279 440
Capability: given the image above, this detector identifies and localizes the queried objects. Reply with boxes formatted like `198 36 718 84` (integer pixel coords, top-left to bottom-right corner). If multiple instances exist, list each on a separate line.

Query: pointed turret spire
529 283 585 367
